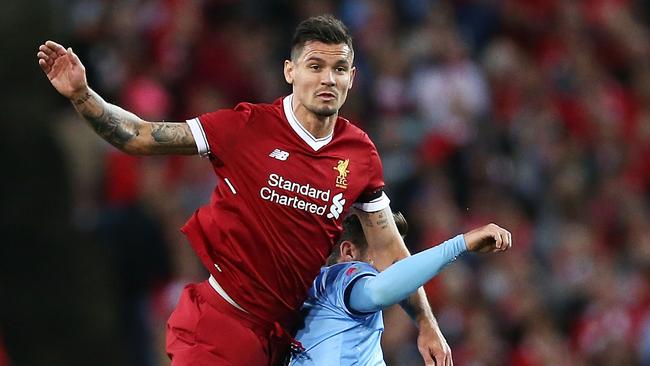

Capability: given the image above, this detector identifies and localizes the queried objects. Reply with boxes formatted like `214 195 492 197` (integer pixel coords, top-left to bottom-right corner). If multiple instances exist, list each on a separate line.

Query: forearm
70 88 144 152
400 288 435 326
70 88 196 155
356 208 408 271
350 236 466 313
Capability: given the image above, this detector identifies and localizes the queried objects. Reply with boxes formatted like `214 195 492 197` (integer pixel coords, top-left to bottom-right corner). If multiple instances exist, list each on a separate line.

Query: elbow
123 145 145 155
107 119 151 155
116 144 140 155
120 140 152 155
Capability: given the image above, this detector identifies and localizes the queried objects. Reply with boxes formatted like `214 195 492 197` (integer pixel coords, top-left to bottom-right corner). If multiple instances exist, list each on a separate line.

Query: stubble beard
308 101 339 118
313 107 337 117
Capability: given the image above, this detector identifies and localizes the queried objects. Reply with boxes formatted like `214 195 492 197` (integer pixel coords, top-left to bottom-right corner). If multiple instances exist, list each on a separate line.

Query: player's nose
321 70 335 86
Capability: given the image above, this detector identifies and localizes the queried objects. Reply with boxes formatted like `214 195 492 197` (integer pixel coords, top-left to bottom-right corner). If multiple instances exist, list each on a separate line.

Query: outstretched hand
464 223 512 253
37 40 88 99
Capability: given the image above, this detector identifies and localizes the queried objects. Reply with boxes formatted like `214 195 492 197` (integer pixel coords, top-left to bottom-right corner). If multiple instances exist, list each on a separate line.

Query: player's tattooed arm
71 88 197 155
356 207 452 365
358 209 390 230
355 207 407 271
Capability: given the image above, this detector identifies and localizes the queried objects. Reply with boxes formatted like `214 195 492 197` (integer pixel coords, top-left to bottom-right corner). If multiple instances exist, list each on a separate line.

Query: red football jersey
183 95 389 327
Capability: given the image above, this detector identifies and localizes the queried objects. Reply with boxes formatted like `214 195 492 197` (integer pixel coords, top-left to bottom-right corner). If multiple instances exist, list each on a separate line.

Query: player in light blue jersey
290 213 511 365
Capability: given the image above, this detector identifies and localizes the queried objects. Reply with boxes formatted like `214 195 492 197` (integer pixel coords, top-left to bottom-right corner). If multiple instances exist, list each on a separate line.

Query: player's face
284 41 355 118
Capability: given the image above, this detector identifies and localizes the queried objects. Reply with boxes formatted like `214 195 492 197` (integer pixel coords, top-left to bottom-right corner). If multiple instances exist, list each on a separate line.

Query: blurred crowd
23 0 650 365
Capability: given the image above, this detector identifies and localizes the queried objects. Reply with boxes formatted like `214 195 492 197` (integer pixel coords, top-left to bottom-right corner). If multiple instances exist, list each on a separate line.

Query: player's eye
336 66 347 73
309 64 320 71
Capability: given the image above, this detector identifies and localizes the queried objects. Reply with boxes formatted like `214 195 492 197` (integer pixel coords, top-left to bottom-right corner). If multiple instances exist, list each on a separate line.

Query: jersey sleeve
185 102 254 158
353 143 390 212
325 262 379 318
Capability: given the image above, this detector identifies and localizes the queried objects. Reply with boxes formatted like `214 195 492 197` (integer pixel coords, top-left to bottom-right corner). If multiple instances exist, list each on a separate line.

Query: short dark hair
326 212 408 265
290 14 354 60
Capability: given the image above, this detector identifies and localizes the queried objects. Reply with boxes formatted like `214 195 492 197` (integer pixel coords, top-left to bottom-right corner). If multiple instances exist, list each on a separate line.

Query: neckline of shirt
283 95 334 151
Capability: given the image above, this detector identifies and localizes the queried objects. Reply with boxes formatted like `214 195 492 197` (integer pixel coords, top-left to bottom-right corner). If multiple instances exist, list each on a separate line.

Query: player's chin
313 106 338 117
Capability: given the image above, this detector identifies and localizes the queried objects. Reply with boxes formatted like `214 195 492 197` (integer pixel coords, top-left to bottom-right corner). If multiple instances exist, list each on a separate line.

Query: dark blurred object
0 1 121 365
0 334 8 366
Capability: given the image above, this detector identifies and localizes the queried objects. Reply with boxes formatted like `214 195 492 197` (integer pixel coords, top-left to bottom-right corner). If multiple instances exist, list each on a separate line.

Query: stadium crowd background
2 0 650 365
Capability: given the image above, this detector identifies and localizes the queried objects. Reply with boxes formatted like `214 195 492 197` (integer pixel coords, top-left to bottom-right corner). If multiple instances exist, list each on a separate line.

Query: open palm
37 41 87 99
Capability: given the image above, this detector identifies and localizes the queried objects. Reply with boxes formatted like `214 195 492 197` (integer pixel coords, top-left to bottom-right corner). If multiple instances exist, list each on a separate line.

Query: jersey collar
283 95 333 151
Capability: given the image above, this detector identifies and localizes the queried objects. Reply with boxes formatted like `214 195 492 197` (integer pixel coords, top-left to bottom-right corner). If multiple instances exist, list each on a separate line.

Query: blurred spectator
21 0 650 365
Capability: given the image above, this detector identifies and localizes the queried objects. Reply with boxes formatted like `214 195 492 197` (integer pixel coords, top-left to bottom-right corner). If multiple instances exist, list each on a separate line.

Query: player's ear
284 60 294 85
348 66 356 90
340 241 355 261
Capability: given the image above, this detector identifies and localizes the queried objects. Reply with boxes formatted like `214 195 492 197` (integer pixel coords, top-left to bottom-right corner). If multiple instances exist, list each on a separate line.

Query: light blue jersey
290 262 385 366
290 234 468 365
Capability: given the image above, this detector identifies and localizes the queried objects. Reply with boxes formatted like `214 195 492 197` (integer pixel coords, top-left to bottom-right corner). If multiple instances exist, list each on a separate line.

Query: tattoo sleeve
151 123 194 146
70 88 196 155
72 89 141 149
87 104 140 148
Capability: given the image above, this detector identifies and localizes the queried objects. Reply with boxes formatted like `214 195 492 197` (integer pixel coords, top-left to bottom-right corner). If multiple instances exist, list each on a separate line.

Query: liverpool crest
333 159 350 189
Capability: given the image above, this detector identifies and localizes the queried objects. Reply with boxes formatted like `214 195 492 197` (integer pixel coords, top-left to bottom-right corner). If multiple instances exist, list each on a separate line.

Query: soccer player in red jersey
38 15 455 366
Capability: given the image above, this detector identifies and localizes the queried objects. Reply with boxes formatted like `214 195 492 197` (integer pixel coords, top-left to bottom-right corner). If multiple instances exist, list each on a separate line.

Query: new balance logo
269 149 290 161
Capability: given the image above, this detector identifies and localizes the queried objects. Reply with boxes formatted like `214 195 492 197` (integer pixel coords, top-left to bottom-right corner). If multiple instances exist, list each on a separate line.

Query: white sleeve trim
352 192 391 212
186 118 210 157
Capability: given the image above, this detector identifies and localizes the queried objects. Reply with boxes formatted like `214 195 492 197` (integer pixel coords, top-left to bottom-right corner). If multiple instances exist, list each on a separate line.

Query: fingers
434 353 452 366
38 58 50 73
446 350 453 366
38 41 81 76
37 41 65 73
434 354 443 366
492 232 503 250
37 51 53 64
67 47 81 66
37 50 53 73
39 44 56 57
493 227 512 252
477 223 512 253
419 346 435 366
45 40 68 56
429 347 451 366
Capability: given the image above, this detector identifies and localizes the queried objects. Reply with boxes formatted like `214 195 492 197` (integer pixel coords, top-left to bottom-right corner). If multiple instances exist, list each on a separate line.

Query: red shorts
166 280 289 366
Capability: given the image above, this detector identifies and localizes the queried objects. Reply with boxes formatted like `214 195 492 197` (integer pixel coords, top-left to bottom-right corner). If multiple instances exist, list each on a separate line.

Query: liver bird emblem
334 159 350 178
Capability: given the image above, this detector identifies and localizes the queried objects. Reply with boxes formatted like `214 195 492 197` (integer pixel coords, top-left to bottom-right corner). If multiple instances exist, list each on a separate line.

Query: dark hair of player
290 14 354 61
326 212 408 265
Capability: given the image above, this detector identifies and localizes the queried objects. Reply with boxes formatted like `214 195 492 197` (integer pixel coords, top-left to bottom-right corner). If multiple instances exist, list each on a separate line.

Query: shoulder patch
345 266 358 276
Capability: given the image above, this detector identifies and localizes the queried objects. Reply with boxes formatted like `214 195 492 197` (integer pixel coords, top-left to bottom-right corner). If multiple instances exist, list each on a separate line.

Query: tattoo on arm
72 89 141 149
86 104 140 148
151 123 194 145
376 211 389 229
71 88 196 154
358 210 390 230
73 92 92 105
359 213 374 227
399 298 417 319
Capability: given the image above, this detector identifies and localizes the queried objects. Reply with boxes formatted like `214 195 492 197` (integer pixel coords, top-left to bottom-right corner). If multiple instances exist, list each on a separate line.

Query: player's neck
301 115 337 139
292 102 337 139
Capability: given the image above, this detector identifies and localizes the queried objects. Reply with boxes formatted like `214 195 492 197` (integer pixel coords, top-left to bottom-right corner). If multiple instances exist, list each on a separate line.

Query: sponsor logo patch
269 148 290 161
345 266 358 276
